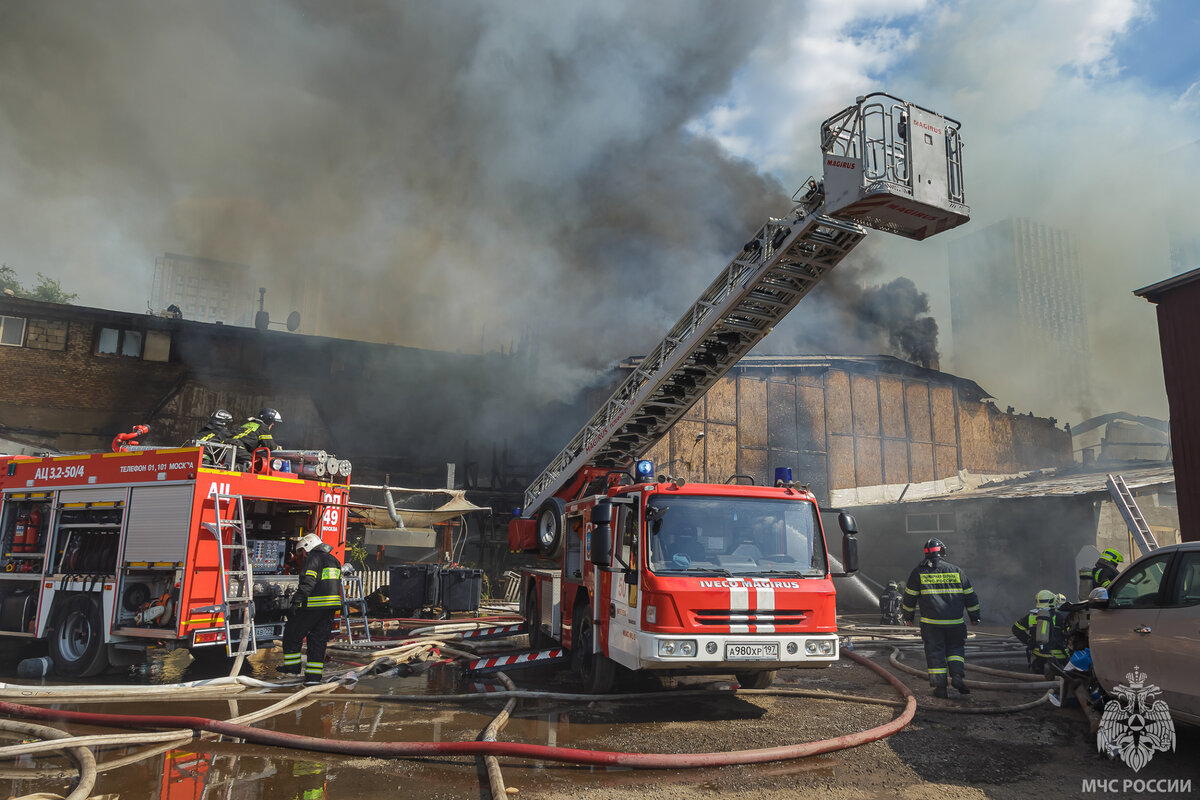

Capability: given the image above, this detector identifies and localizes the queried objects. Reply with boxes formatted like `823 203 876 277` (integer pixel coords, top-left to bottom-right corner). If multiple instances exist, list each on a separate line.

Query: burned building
0 295 578 493
639 354 1072 504
849 465 1178 625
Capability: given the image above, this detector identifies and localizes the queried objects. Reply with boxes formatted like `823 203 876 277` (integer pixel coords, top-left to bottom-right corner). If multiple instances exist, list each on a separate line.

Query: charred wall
0 297 573 489
852 496 1097 624
642 356 1071 504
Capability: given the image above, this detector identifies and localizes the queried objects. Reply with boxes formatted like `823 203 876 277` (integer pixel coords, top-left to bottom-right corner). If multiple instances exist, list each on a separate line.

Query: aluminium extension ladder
1105 473 1159 557
340 569 372 644
201 493 258 666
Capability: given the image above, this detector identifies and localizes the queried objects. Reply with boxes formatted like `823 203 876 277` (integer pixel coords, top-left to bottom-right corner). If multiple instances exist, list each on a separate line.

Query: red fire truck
509 93 970 691
0 442 348 677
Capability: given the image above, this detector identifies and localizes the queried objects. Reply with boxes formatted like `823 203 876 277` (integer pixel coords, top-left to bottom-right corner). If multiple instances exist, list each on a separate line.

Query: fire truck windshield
645 496 827 577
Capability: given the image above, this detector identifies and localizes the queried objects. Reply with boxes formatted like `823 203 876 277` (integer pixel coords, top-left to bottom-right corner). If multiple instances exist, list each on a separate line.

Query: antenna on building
254 288 301 333
255 288 269 331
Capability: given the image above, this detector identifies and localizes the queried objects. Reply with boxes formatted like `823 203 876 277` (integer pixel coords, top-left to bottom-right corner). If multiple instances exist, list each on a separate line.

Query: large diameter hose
0 651 914 770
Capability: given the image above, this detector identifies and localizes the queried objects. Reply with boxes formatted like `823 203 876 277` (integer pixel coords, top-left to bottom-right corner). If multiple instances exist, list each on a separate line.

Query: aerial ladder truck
508 93 970 691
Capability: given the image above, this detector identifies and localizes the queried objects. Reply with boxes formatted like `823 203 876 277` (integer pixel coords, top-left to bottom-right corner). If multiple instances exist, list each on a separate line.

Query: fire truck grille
693 609 810 627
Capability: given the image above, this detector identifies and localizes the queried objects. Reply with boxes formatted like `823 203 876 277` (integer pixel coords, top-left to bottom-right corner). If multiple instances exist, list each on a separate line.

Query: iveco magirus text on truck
508 93 970 691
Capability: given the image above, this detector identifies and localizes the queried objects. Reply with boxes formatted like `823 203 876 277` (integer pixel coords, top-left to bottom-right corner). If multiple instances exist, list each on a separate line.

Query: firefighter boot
932 676 948 699
951 673 970 695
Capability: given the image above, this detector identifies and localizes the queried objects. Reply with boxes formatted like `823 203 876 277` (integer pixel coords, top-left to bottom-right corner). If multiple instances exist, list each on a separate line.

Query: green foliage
345 540 370 572
0 264 77 304
27 273 77 304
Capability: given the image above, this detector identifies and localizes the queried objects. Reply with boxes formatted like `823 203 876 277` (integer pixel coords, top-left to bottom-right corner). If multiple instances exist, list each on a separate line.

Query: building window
0 315 26 347
906 512 955 536
96 326 144 357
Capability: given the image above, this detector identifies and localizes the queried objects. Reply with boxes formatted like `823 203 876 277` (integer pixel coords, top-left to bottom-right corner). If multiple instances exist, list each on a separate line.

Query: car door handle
1133 625 1152 634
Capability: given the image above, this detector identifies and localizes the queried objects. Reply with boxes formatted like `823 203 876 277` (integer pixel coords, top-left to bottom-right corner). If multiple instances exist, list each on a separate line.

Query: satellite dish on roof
286 311 301 332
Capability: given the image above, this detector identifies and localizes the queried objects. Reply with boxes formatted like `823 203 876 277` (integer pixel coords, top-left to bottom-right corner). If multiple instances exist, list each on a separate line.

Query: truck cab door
607 499 641 669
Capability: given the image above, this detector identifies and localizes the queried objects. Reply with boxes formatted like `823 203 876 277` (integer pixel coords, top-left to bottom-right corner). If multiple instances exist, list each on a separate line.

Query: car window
1109 553 1172 609
1166 551 1200 606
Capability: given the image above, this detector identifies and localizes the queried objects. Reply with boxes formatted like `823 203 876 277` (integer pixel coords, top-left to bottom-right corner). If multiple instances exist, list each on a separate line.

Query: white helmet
296 533 323 553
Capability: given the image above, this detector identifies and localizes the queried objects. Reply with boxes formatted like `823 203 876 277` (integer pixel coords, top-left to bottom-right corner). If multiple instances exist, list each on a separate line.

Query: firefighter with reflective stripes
1012 589 1068 673
278 533 342 685
230 407 282 466
1090 548 1123 589
902 538 981 698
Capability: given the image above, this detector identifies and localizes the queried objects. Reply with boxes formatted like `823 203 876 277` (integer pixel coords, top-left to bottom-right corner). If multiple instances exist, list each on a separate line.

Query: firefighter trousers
282 607 336 679
920 622 967 686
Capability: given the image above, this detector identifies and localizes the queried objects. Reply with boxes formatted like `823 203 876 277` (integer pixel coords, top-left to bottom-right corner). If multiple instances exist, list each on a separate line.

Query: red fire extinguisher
26 507 41 554
12 516 26 554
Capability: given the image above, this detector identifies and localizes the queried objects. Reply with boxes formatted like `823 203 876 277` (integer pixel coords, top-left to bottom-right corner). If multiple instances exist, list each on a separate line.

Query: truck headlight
805 639 834 656
658 639 697 657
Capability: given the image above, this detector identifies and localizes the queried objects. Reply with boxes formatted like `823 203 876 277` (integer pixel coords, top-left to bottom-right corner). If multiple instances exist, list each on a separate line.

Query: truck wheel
536 498 566 558
734 669 777 690
525 584 546 650
572 604 615 693
49 595 110 678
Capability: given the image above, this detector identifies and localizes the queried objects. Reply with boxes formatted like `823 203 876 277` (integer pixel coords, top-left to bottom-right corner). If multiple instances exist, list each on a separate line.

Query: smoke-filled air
0 0 1195 423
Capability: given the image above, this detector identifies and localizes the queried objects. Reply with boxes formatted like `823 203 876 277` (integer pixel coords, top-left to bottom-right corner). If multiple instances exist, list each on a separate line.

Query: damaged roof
911 463 1176 502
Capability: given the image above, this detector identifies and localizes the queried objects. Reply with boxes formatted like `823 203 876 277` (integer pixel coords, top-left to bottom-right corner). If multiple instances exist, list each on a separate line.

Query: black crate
440 568 483 612
389 563 440 612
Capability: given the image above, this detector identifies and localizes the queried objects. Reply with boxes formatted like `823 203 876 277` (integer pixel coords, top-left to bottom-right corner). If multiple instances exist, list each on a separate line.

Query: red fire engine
509 93 970 691
0 441 348 677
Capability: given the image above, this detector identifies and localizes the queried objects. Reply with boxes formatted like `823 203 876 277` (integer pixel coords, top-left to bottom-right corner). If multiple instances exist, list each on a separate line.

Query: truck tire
525 584 546 650
49 594 110 678
536 498 566 558
734 669 778 690
572 604 615 693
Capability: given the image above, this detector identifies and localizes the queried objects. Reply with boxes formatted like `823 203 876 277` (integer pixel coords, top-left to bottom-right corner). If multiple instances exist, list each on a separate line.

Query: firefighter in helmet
1012 589 1068 673
1090 548 1124 590
879 581 903 625
184 409 234 446
901 538 981 698
279 533 343 685
230 408 282 466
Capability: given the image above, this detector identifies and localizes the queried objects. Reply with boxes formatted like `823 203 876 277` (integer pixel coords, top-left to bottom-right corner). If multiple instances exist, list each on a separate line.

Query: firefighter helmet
887 581 899 590
923 538 946 558
1035 589 1055 608
296 533 323 553
1055 593 1067 606
211 409 233 425
258 408 282 425
1099 548 1123 565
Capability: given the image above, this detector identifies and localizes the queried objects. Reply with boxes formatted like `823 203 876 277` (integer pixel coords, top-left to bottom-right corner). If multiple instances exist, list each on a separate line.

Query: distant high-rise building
150 253 255 326
948 217 1094 419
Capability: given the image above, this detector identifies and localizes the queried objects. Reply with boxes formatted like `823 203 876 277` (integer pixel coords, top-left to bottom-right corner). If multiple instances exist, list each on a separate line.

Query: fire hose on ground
0 647 916 800
0 619 1064 797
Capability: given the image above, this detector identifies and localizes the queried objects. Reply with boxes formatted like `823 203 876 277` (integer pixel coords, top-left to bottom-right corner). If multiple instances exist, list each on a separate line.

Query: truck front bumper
633 631 839 670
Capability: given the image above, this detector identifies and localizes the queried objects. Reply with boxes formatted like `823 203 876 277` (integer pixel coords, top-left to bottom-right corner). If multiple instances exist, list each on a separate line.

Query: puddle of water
0 641 817 798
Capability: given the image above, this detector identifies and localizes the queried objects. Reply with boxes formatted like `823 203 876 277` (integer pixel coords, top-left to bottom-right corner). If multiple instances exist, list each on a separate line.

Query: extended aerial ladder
511 93 970 551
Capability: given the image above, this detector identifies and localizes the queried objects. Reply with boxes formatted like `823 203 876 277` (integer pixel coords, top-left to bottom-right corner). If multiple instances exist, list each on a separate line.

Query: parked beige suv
1088 541 1200 725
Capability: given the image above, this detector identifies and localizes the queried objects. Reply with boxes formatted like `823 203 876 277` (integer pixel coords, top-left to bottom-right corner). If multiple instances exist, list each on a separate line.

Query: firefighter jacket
295 547 342 610
1012 609 1036 646
901 558 981 626
879 589 903 621
185 420 232 446
230 418 278 453
1091 559 1119 589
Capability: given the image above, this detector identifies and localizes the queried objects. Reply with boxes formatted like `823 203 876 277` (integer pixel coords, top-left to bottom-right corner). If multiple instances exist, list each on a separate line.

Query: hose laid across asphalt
0 718 96 800
0 650 914 770
886 647 1059 691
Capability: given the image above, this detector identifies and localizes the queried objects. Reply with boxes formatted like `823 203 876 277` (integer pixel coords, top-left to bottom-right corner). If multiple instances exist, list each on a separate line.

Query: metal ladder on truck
339 568 372 644
1106 473 1160 556
519 94 971 520
201 493 257 674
